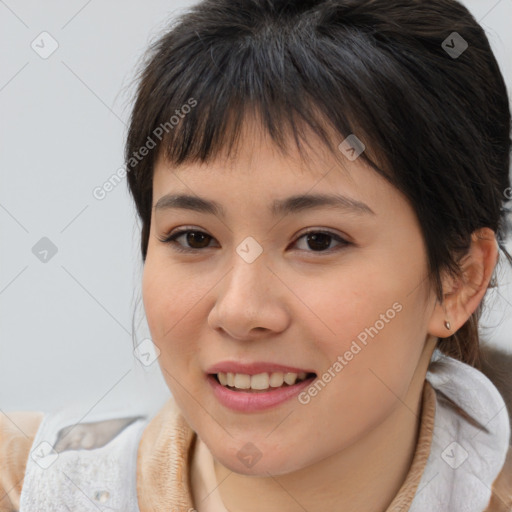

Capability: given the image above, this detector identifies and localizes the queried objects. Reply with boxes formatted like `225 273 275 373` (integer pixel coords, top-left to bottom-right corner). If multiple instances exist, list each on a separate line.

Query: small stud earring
444 320 451 330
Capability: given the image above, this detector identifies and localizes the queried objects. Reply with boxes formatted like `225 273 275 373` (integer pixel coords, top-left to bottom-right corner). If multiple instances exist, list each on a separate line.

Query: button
94 490 110 503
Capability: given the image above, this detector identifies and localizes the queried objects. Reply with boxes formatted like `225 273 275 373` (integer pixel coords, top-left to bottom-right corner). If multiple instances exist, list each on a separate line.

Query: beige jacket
1 349 511 511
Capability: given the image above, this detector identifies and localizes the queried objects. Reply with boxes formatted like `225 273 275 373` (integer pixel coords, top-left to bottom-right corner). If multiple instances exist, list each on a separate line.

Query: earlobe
427 227 498 339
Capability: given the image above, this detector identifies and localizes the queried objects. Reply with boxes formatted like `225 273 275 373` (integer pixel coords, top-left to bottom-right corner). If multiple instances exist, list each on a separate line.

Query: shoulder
425 346 511 510
479 343 512 425
479 344 512 511
137 396 193 471
136 397 196 510
485 445 512 511
0 399 186 512
16 404 149 512
0 411 44 512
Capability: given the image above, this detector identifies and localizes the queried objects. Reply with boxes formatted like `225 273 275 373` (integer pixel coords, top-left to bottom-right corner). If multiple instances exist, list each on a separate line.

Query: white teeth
216 371 310 390
269 372 284 387
284 372 298 385
234 373 251 389
251 373 270 390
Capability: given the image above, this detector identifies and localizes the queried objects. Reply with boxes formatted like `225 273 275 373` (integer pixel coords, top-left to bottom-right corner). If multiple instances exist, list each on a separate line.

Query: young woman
2 0 511 510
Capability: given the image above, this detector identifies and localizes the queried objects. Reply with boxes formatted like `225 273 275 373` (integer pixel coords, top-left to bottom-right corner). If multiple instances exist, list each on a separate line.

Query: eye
294 229 350 253
158 228 217 253
158 228 351 254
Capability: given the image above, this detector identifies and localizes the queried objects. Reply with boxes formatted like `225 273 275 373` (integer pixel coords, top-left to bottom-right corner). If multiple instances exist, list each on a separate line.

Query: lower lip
207 374 316 412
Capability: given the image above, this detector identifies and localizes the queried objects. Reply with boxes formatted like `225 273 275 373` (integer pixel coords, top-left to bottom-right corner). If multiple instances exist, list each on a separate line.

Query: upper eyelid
166 226 346 238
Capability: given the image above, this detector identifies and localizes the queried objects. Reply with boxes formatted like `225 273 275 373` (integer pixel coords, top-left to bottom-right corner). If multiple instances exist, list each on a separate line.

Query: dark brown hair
125 0 512 368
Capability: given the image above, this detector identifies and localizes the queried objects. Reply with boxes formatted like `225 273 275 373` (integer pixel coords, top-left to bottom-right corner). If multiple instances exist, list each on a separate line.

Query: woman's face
142 120 439 476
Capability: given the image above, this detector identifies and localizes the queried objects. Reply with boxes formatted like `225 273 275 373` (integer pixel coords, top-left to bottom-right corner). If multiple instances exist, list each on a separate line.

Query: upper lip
206 361 315 376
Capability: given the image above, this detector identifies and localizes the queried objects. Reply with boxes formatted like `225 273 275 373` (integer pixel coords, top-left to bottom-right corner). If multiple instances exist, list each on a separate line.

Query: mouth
210 371 317 393
207 370 317 412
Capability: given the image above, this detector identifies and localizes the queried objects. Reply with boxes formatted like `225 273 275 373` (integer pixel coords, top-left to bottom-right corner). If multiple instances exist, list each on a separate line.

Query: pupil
188 232 210 248
307 233 330 251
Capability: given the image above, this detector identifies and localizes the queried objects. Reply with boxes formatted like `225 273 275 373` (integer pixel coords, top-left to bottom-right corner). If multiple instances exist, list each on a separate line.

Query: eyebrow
154 192 375 217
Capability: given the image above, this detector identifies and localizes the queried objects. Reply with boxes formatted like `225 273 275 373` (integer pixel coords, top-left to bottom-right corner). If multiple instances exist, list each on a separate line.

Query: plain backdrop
1 0 512 417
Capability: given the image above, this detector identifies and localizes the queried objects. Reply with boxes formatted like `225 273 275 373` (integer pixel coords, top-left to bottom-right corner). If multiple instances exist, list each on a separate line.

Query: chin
212 446 307 477
226 459 295 477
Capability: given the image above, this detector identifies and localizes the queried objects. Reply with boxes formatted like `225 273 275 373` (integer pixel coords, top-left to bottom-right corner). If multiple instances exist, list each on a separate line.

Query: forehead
150 113 399 222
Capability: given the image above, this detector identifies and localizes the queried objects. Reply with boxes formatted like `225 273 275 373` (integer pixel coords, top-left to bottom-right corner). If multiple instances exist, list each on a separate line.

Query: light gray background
1 0 511 416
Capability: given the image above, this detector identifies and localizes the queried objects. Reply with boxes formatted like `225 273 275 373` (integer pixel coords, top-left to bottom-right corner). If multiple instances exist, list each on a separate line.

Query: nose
207 253 290 341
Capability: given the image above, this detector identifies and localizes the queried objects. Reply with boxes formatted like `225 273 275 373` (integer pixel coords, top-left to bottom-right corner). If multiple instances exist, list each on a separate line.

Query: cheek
141 256 202 364
293 264 397 344
142 261 203 403
297 259 426 391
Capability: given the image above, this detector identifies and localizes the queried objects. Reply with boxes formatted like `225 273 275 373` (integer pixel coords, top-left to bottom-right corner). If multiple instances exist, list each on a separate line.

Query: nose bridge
208 245 288 338
225 245 270 304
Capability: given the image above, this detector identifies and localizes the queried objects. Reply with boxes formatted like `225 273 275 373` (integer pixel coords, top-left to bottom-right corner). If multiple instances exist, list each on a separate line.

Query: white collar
410 348 511 511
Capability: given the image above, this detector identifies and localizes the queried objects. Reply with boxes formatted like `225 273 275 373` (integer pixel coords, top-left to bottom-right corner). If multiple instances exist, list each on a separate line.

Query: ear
427 227 498 339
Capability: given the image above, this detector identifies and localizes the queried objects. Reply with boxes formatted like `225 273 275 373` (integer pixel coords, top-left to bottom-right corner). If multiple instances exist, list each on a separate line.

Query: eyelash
158 227 351 255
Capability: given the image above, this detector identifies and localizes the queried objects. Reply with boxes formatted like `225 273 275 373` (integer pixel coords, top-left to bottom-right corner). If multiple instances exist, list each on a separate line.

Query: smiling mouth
210 371 317 392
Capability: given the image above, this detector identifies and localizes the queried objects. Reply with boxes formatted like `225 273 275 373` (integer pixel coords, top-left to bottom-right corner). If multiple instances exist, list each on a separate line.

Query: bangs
126 7 398 183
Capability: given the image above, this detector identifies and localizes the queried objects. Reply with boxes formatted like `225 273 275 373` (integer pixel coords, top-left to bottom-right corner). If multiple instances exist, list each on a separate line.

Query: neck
213 337 438 512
